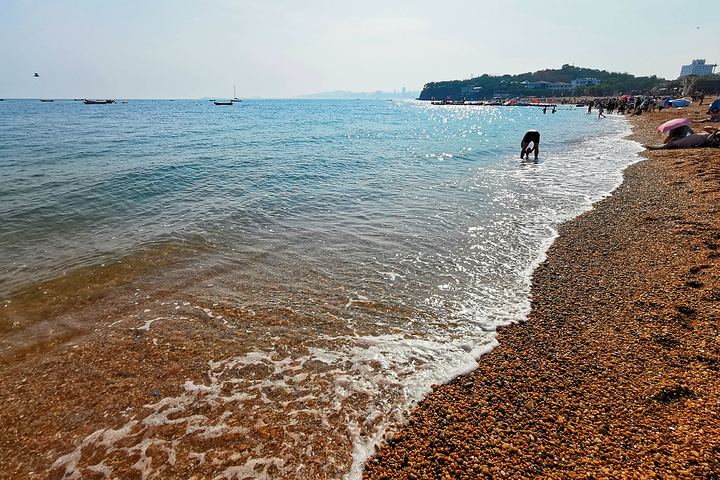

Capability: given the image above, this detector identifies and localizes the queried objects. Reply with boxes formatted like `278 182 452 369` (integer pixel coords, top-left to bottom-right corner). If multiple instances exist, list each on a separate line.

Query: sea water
0 99 642 478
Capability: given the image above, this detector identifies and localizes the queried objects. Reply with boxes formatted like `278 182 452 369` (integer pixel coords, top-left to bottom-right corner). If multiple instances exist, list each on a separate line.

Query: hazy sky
1 0 715 99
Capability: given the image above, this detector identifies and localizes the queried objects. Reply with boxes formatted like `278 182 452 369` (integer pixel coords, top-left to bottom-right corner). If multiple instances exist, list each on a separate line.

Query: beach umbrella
656 117 692 133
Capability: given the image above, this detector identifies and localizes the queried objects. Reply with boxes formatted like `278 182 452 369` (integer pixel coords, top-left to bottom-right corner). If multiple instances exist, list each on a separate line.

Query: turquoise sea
0 99 641 479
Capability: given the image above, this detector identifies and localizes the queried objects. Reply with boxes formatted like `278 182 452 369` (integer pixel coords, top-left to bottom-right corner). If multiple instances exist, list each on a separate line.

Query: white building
526 81 573 90
680 59 717 77
572 78 601 87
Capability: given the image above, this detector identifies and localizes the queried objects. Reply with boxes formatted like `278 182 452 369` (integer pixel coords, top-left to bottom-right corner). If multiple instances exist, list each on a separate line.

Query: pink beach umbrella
656 117 692 133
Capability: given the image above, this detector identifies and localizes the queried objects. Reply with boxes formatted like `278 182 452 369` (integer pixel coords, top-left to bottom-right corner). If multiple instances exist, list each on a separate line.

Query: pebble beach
363 103 720 479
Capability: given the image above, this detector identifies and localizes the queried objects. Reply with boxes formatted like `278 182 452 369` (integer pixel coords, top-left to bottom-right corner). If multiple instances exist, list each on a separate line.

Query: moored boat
83 99 116 104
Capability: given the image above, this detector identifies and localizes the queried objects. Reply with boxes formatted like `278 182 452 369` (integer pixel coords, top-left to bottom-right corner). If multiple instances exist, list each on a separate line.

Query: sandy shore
363 102 720 479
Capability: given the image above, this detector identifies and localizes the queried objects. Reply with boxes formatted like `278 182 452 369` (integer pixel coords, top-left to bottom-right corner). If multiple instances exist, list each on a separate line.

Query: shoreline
363 102 720 478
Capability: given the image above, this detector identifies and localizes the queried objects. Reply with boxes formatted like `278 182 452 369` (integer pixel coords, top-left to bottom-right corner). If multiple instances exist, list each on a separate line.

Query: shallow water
0 99 642 478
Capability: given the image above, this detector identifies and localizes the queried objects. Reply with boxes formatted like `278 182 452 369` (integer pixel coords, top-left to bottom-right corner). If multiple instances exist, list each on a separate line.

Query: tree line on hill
418 64 719 101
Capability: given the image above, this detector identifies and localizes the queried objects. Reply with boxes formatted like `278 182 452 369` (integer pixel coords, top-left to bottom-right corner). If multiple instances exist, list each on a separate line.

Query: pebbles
364 101 720 479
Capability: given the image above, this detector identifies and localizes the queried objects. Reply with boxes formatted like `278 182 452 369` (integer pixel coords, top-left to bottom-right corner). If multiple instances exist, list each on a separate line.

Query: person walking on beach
520 129 540 160
597 104 606 118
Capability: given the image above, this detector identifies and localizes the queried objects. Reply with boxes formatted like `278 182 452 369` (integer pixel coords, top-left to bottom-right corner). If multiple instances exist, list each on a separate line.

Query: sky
1 0 716 99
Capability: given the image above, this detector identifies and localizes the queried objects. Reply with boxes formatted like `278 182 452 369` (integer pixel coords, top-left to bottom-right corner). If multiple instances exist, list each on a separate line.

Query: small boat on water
83 99 116 105
214 85 241 105
211 85 241 105
40 99 54 102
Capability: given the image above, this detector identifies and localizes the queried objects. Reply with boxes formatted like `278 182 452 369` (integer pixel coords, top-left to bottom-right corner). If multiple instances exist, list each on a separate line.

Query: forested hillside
418 64 666 100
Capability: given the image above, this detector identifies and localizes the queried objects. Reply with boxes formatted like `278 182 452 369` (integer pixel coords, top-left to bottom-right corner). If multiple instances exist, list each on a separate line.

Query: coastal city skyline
1 0 716 99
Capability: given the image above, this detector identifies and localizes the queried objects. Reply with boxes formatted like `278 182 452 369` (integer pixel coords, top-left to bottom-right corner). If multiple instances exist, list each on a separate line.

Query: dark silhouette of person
521 130 540 160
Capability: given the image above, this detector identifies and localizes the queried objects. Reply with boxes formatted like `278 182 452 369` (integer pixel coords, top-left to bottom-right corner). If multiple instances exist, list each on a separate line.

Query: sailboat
214 85 241 105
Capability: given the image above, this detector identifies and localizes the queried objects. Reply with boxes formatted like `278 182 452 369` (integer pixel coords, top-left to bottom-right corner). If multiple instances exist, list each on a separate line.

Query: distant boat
40 99 54 102
83 99 116 104
214 85 238 105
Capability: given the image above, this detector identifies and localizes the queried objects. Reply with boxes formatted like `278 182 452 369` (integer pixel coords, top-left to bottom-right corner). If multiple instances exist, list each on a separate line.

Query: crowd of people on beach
576 94 720 150
584 95 699 117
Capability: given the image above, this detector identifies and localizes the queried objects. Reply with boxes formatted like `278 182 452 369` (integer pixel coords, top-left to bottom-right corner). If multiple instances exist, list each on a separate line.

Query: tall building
680 59 717 77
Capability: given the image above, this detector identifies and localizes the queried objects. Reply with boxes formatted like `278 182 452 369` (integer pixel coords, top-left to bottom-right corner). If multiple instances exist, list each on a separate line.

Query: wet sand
363 102 720 479
0 274 360 479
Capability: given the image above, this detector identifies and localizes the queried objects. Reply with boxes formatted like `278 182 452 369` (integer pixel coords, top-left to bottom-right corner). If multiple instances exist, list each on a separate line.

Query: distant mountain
294 90 420 100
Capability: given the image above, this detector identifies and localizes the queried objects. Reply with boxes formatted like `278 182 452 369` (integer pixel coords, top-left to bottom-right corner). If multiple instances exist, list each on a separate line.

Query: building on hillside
680 59 717 77
526 81 573 90
525 78 600 90
572 78 601 87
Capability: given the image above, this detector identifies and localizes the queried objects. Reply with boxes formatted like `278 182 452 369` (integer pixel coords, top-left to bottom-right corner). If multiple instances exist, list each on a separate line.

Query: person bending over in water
521 130 540 160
